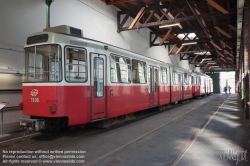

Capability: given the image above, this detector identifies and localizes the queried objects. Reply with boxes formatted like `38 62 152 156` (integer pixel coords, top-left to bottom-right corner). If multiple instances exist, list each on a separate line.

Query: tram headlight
49 104 57 114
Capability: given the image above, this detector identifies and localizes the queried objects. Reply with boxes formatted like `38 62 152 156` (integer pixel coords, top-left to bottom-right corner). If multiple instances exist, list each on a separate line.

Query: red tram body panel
23 86 91 126
170 85 181 103
192 85 200 97
182 85 193 100
159 85 171 105
107 85 149 118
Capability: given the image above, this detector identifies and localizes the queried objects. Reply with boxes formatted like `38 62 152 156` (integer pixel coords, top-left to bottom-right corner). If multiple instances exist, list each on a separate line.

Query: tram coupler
20 118 45 132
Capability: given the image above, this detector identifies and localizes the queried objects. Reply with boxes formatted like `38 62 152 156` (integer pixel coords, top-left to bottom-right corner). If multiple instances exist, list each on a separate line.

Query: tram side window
184 73 189 85
65 47 87 82
35 54 44 81
160 67 168 84
197 76 201 85
24 45 62 82
110 54 131 83
110 56 118 82
94 57 104 97
192 76 197 85
132 59 146 83
148 67 152 93
26 48 35 81
189 74 192 85
172 70 178 85
154 68 158 92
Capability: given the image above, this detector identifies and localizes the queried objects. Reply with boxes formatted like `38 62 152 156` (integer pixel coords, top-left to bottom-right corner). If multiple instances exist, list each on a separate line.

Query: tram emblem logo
31 89 38 97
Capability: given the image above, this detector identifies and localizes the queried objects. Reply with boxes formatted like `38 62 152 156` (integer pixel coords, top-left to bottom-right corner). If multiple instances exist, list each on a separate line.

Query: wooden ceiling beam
175 45 184 54
136 0 144 6
150 36 236 46
194 6 212 38
206 3 220 41
104 0 135 5
214 26 231 38
149 32 159 47
217 51 225 57
145 4 162 24
226 57 234 62
159 29 172 46
220 57 226 62
169 44 176 54
158 2 184 29
118 5 233 31
171 6 187 29
151 0 159 5
121 12 223 31
180 50 213 54
192 55 199 62
206 0 229 14
128 7 145 29
210 41 222 50
219 40 232 49
207 3 217 26
181 50 199 54
224 50 234 57
121 3 130 9
204 64 210 69
228 25 237 32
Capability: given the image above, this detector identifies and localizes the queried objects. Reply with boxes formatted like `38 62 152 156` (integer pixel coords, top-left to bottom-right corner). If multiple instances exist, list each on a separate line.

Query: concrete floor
176 94 250 166
0 107 28 134
0 94 249 166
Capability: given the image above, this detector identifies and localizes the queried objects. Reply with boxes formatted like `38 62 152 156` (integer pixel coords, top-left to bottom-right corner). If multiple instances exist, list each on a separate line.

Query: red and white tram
20 25 213 133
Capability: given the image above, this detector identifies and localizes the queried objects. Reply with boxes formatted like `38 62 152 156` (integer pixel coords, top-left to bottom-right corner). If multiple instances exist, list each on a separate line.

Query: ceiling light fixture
159 23 181 28
194 51 211 55
209 66 220 69
182 42 197 45
202 58 212 60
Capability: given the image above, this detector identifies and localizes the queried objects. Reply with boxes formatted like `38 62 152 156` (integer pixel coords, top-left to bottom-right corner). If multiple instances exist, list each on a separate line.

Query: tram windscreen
24 44 62 82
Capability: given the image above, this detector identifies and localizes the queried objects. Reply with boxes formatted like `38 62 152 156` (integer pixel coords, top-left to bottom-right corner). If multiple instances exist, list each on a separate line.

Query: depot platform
0 93 249 166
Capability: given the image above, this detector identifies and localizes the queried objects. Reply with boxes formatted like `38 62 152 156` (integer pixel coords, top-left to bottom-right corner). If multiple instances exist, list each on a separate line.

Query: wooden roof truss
102 0 237 71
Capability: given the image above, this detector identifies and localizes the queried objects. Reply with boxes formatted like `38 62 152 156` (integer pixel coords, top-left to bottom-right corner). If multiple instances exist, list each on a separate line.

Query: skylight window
177 33 197 40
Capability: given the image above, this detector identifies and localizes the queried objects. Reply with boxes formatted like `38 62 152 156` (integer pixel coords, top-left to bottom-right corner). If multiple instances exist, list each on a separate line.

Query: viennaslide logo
220 149 248 165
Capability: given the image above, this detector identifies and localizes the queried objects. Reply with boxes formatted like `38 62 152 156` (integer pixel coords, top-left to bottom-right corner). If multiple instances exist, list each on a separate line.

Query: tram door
148 66 159 106
90 53 107 120
178 73 182 100
153 67 159 105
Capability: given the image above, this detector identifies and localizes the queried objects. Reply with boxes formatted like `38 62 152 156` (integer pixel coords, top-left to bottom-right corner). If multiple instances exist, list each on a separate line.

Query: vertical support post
45 0 53 28
0 102 10 140
241 59 245 108
1 110 2 136
1 107 3 135
241 44 244 102
149 32 152 47
243 0 250 119
239 41 242 97
235 70 239 93
117 11 121 33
